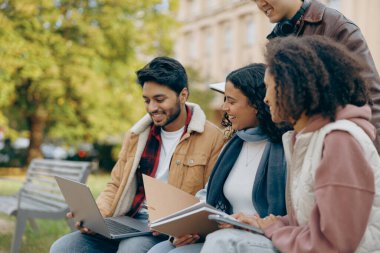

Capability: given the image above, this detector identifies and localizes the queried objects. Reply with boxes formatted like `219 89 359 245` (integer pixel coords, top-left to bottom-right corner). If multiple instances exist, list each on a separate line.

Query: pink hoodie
264 105 376 253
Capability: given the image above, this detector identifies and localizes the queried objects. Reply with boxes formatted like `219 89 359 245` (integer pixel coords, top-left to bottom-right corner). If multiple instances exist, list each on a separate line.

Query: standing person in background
201 36 380 253
252 0 380 152
147 63 289 253
50 56 225 253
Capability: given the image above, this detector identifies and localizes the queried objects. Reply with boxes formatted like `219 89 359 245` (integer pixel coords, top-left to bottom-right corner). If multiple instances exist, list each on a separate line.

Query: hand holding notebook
143 175 228 237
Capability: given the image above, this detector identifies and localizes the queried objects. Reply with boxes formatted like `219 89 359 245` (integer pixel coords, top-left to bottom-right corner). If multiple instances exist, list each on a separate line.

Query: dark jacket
267 0 380 152
297 0 380 152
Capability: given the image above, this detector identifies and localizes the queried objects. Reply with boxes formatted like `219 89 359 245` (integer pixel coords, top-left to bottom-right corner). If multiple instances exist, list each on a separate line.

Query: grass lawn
0 172 110 253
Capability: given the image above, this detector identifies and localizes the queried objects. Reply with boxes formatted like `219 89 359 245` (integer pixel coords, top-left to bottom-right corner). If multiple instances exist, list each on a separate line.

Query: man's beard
150 98 182 128
162 99 182 127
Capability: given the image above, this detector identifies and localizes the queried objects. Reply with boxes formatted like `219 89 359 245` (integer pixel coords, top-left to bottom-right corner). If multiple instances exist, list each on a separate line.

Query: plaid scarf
127 105 192 217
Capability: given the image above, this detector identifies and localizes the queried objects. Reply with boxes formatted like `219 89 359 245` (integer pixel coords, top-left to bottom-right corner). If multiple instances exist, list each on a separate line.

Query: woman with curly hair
200 36 380 253
147 63 289 253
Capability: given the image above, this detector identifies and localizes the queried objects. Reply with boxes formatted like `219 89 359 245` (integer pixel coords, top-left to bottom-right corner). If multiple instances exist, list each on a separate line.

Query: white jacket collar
130 102 206 135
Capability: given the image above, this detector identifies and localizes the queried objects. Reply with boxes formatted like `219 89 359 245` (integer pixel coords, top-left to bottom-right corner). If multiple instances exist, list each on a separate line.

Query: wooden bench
0 159 91 253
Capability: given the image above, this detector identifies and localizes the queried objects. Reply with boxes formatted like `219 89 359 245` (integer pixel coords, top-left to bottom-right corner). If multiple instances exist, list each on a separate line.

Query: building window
186 33 197 60
224 26 232 51
207 0 217 10
246 19 255 46
189 0 198 16
205 32 214 56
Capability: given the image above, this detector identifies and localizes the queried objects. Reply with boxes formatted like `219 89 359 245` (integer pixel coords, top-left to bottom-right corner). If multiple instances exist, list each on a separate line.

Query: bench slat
22 184 62 197
19 197 67 211
0 158 91 253
20 191 68 210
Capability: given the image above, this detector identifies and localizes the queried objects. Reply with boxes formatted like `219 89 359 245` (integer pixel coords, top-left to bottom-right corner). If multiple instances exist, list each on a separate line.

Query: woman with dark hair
147 63 289 253
200 36 380 253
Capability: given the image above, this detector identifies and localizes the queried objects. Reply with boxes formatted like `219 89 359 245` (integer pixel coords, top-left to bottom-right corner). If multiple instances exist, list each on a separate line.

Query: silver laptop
55 176 151 239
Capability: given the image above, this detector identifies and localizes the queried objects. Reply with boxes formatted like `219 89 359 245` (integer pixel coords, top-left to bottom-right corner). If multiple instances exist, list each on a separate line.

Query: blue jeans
50 214 165 253
50 231 164 253
200 229 279 253
148 240 203 253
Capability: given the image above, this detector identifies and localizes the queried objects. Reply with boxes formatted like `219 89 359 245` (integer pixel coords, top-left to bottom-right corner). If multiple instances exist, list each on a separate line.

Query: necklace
245 143 263 167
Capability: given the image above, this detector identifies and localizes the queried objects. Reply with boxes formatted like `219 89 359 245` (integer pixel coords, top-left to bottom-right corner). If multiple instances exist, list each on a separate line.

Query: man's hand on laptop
66 212 95 234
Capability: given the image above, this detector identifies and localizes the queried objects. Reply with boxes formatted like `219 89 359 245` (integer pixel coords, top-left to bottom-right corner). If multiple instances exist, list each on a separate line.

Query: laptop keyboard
105 219 140 234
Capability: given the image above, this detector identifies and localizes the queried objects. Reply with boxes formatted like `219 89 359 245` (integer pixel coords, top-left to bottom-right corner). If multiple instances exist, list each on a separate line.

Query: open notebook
143 175 227 237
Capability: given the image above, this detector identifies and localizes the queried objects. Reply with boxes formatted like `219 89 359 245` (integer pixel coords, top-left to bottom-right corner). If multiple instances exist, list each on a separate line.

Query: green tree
0 0 177 164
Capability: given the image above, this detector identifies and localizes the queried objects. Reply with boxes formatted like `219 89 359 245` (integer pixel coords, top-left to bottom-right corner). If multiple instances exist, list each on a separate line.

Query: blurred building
175 0 380 84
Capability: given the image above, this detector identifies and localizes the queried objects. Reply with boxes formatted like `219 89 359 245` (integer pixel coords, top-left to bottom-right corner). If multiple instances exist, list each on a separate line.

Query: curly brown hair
265 35 371 122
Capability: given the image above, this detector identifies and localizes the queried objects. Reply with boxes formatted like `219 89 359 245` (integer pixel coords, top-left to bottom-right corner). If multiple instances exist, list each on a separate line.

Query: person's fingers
245 216 259 226
257 217 265 227
152 231 161 236
79 226 94 234
231 213 243 220
188 235 200 245
75 221 94 234
175 237 198 247
218 223 233 229
176 238 193 247
75 221 83 229
234 213 252 223
236 215 251 223
269 214 277 222
257 215 277 229
173 234 192 245
233 213 260 227
173 234 199 247
150 228 160 236
66 212 74 218
253 219 260 227
73 218 94 234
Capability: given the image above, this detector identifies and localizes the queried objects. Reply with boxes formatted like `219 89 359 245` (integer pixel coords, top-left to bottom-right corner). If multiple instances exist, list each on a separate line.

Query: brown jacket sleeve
301 2 380 152
331 21 380 152
96 132 131 217
265 131 375 253
203 125 226 183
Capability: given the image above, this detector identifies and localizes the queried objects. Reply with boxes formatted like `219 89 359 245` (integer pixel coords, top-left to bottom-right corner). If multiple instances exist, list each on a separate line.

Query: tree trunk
26 106 48 165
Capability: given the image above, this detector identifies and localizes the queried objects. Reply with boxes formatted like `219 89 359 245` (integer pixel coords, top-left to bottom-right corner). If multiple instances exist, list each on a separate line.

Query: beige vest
283 120 380 253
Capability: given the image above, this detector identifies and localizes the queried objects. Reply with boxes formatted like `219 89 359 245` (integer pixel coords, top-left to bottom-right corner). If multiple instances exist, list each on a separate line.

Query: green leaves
0 0 177 147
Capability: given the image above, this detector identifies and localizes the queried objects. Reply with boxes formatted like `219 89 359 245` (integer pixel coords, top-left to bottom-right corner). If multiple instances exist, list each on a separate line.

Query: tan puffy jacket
96 103 225 217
